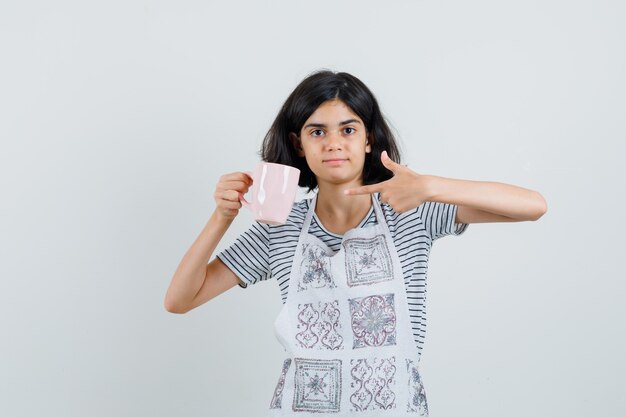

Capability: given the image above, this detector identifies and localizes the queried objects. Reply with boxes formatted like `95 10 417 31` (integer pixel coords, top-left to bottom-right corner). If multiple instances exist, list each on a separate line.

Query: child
164 70 547 416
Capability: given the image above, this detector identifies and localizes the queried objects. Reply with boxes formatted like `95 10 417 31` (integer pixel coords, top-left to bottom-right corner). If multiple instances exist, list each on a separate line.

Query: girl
164 70 547 416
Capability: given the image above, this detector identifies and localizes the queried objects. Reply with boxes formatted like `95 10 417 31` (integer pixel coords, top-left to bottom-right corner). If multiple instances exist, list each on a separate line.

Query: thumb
381 150 399 172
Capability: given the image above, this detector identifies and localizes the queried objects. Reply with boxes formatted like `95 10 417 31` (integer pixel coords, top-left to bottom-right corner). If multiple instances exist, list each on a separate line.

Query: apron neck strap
299 192 389 241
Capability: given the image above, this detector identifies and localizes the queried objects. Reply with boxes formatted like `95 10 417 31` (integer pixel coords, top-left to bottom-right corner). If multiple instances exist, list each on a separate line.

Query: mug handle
239 171 253 210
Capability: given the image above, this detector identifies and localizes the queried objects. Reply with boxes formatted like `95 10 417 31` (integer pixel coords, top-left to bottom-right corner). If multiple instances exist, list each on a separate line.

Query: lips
323 159 347 166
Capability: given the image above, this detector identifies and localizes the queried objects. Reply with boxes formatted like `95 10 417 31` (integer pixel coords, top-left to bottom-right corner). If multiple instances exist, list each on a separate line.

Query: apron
268 192 429 416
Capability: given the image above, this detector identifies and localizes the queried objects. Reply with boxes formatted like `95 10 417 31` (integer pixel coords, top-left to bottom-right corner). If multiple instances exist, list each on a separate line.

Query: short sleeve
216 221 271 289
417 201 469 241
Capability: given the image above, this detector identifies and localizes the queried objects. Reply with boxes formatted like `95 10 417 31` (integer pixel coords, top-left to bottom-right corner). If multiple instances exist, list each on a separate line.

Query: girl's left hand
344 151 432 214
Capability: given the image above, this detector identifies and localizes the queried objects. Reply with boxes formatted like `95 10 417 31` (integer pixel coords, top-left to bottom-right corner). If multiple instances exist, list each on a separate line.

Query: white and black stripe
217 192 468 356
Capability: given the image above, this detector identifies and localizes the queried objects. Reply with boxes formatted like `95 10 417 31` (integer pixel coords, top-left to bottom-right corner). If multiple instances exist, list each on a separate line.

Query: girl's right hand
213 172 253 221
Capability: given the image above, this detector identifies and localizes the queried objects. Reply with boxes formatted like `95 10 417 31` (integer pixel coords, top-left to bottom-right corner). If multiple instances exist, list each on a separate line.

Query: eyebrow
303 119 362 130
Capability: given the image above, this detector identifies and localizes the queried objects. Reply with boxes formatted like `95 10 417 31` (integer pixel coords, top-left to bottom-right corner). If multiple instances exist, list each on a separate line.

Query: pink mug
240 162 301 225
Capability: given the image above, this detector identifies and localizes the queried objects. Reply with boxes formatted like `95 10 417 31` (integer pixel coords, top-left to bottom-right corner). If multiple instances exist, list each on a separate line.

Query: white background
1 1 624 416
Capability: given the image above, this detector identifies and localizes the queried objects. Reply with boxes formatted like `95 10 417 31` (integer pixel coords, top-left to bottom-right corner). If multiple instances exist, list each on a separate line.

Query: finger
220 199 242 210
221 172 253 184
217 180 251 192
219 190 241 202
381 150 402 173
344 183 381 196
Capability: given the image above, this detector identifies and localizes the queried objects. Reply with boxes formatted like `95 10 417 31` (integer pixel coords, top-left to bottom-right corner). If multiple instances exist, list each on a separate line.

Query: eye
311 129 324 137
344 127 356 134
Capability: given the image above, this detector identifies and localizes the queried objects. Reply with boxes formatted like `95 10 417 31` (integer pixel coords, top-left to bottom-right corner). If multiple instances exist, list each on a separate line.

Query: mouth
323 159 348 166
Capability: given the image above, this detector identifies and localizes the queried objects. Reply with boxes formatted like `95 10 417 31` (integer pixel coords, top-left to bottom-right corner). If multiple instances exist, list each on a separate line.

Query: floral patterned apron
268 192 429 416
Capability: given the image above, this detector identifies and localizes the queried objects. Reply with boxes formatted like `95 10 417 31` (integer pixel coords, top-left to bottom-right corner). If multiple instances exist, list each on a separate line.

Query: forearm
425 175 547 221
164 210 234 312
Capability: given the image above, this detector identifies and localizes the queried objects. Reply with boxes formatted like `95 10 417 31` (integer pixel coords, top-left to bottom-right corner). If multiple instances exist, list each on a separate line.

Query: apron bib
268 193 429 416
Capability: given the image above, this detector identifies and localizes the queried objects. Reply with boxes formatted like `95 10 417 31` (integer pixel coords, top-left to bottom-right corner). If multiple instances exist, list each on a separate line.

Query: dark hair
260 69 402 193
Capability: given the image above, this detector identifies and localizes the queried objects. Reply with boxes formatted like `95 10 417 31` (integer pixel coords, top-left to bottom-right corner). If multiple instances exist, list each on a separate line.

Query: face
290 99 371 189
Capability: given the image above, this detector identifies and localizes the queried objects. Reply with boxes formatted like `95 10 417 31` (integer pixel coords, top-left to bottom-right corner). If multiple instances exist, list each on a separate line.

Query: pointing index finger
344 183 380 196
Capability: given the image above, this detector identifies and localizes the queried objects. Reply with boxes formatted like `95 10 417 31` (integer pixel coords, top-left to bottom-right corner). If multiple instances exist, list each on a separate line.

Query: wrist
211 210 236 228
423 175 442 201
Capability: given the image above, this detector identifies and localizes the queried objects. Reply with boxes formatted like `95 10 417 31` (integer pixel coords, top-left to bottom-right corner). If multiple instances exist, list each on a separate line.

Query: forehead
305 99 361 123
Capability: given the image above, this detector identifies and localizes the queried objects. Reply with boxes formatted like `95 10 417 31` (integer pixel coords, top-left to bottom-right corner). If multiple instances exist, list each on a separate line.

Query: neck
313 182 373 231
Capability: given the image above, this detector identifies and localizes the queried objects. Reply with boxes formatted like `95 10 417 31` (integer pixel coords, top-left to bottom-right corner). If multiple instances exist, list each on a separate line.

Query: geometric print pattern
343 235 394 287
349 356 397 411
293 358 342 412
298 243 336 291
406 359 429 415
269 358 291 409
349 293 397 349
295 300 344 350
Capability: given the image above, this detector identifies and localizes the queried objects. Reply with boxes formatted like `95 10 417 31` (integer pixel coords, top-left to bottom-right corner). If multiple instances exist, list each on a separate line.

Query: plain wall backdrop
1 1 624 416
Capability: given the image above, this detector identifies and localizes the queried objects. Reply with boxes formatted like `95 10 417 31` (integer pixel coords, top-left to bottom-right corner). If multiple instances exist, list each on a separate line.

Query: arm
164 172 252 314
345 151 547 223
164 211 242 314
425 175 548 223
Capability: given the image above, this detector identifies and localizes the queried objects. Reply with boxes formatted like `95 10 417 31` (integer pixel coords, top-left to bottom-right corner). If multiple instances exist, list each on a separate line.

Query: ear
365 135 372 153
289 132 305 157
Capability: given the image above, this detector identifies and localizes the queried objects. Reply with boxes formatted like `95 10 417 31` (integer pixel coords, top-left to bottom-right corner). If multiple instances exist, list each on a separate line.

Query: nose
325 131 343 150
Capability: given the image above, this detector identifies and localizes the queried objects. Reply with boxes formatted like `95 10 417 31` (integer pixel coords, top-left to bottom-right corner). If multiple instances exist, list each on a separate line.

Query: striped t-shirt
217 192 469 357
